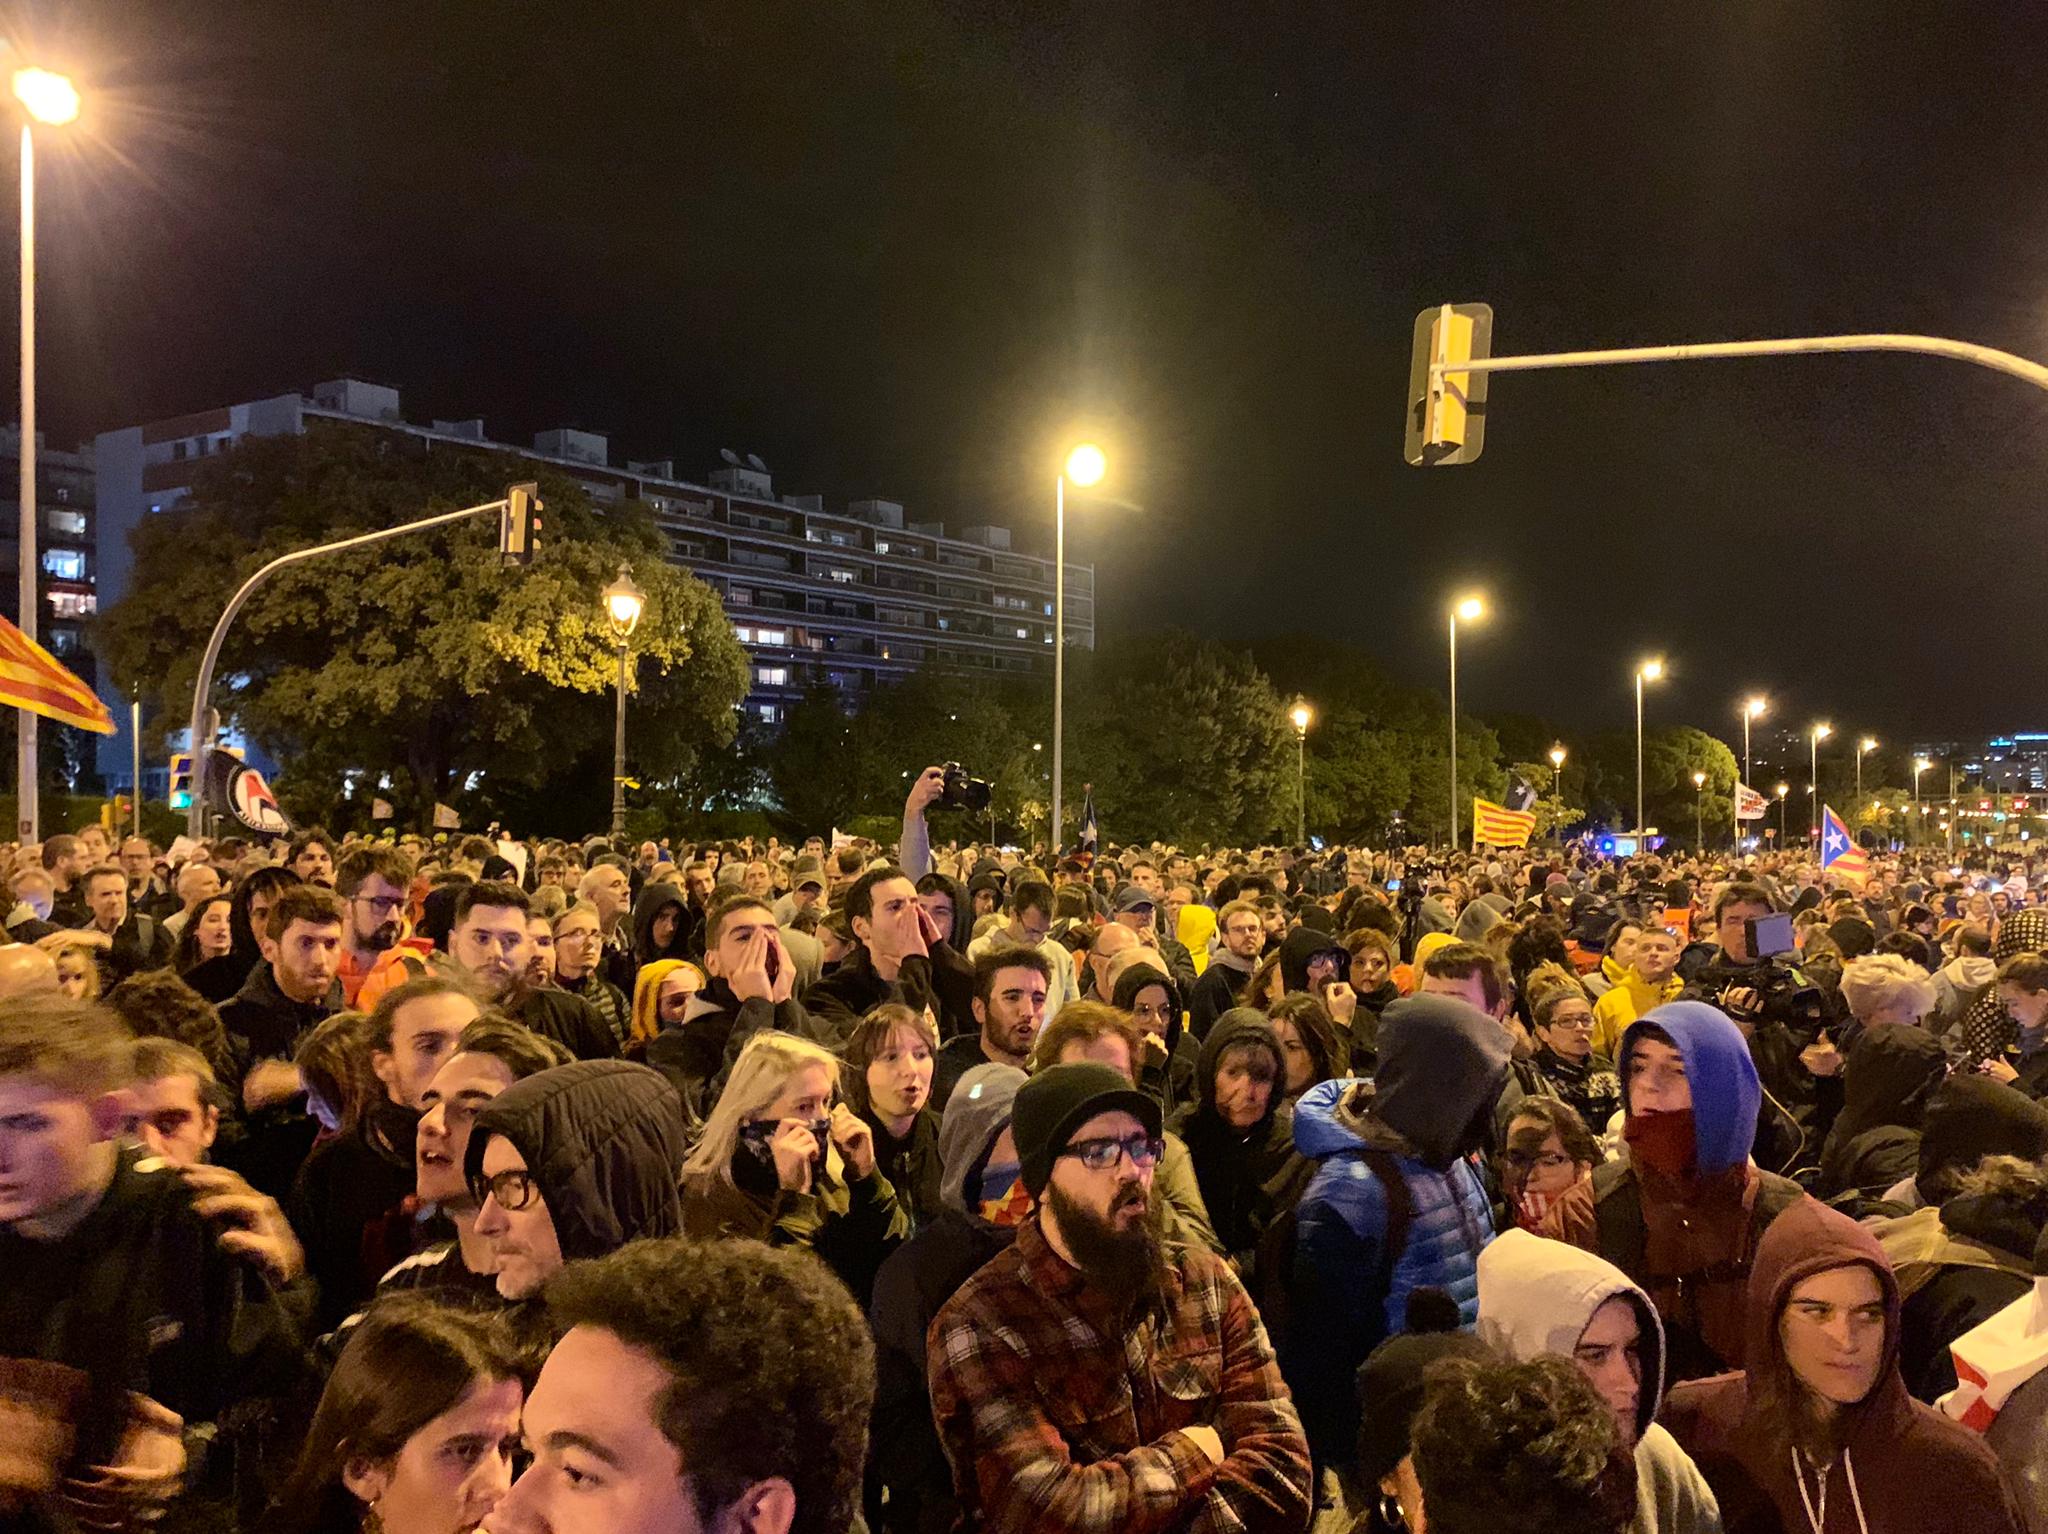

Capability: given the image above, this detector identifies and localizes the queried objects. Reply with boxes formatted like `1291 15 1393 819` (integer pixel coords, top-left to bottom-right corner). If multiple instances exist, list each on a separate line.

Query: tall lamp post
1857 736 1877 802
12 64 79 842
1634 658 1664 837
602 565 645 838
1776 781 1790 843
1741 696 1767 796
1692 770 1707 849
1447 595 1485 850
1809 722 1832 842
1289 698 1312 844
1914 757 1930 844
1052 443 1105 863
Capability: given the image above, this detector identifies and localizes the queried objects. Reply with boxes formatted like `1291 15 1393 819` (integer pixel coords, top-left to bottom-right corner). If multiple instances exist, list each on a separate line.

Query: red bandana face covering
1625 1108 1698 1180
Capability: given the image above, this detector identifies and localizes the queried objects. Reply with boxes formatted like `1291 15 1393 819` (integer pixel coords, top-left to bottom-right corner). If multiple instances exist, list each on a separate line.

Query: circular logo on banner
230 767 291 835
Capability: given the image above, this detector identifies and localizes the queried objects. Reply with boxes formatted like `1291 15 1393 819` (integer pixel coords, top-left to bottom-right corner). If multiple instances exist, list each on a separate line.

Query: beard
1045 1180 1168 1312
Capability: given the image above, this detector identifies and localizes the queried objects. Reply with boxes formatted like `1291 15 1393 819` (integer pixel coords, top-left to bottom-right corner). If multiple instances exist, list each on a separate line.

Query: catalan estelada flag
1472 796 1537 848
1820 805 1869 886
0 615 113 734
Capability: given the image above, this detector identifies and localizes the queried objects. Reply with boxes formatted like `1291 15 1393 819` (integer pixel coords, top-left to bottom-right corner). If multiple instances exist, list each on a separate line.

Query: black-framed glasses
1058 1133 1164 1172
472 1168 543 1211
354 894 405 915
1545 1014 1596 1031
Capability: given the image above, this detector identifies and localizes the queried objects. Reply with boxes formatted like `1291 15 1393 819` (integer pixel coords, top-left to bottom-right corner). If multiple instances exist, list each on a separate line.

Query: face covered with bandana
976 1123 1029 1226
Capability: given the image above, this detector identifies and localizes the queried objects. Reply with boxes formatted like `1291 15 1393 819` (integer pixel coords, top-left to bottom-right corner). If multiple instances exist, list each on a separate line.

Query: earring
1378 1492 1407 1531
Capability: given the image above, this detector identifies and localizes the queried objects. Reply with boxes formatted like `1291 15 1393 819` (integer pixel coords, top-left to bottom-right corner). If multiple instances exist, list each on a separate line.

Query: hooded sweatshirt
1168 1009 1298 1262
1815 1024 1950 1200
1905 1076 2048 1208
1112 960 1199 1116
630 880 698 965
1576 1001 1809 1382
1477 1229 1721 1534
869 1064 1027 1534
463 1061 687 1264
1277 925 1338 996
1663 1199 2026 1534
1283 994 1507 1469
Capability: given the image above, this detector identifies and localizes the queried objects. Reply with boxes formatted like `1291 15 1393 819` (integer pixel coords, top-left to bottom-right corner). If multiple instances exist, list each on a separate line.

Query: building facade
93 379 1092 785
0 425 102 788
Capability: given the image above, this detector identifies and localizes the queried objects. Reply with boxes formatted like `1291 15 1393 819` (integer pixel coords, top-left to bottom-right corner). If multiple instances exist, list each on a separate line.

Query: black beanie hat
1353 1322 1493 1487
1012 1062 1162 1197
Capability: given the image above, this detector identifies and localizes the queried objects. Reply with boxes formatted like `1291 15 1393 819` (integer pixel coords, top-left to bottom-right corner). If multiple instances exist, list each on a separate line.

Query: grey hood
937 1062 1028 1216
1477 1227 1668 1438
1453 893 1509 944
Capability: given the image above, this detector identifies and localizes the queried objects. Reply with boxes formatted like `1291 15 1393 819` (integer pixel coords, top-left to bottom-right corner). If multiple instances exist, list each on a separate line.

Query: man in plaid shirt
928 1063 1312 1533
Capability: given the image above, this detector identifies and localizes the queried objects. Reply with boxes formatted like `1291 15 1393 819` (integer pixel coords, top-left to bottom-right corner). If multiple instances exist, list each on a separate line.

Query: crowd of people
6 766 2048 1532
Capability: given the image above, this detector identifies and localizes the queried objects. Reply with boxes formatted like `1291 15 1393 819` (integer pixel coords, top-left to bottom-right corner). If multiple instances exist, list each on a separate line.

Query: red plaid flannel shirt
927 1214 1312 1534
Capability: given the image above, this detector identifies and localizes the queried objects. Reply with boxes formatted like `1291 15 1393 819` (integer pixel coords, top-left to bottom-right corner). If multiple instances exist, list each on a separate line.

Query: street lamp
1857 736 1878 801
1776 780 1790 843
1289 698 1313 844
1914 757 1930 838
11 63 79 842
1741 696 1767 796
1447 595 1485 849
1692 770 1707 849
1051 443 1105 862
1635 658 1664 838
1810 722 1832 842
602 564 645 837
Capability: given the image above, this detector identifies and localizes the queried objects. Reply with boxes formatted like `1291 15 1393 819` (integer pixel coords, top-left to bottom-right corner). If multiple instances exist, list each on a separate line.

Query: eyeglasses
1544 1015 1595 1031
354 895 405 915
1059 1133 1164 1172
1504 1151 1575 1173
472 1169 543 1211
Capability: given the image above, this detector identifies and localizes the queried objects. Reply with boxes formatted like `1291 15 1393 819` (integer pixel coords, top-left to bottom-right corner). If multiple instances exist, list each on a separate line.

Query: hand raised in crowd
180 1163 306 1284
905 764 947 817
39 927 110 952
1799 1036 1843 1078
769 1118 820 1194
240 1058 304 1113
829 1102 877 1179
1322 979 1358 1028
902 897 938 960
728 928 795 1004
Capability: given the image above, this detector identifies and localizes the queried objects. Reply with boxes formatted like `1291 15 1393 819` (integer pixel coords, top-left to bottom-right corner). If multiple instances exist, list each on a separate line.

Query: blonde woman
680 1031 910 1304
1838 952 1938 1055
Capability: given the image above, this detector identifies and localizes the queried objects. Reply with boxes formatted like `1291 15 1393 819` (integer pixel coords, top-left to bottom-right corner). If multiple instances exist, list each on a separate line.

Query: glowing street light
1740 695 1768 796
1692 769 1707 848
1856 735 1878 801
1634 658 1665 836
10 60 81 841
1776 780 1790 842
1810 723 1832 841
1447 595 1487 848
1914 756 1930 824
602 564 646 835
1289 698 1313 843
1052 443 1107 858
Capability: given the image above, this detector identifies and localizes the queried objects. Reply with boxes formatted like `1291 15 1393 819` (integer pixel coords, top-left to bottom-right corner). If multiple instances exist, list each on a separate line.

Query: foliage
96 427 748 832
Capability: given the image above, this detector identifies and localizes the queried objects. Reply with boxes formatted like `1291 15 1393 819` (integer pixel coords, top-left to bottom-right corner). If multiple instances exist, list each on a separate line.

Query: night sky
17 2 2048 745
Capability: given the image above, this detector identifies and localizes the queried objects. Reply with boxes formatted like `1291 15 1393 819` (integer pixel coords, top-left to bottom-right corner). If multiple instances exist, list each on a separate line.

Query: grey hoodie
936 1063 1028 1216
1478 1228 1722 1534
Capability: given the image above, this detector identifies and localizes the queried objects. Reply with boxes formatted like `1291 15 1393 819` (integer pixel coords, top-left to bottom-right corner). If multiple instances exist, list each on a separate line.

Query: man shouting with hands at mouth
805 863 977 1040
642 888 836 1123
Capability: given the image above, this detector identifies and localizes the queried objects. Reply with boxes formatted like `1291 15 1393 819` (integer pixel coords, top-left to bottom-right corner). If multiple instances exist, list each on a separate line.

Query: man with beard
334 845 416 1007
928 1062 1313 1533
447 882 618 1061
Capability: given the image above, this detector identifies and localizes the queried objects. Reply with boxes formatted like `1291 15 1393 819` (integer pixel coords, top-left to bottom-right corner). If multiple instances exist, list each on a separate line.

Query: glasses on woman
1059 1133 1165 1172
472 1168 543 1211
1503 1150 1574 1174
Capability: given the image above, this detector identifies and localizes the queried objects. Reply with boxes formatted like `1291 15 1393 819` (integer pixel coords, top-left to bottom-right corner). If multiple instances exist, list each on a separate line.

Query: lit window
41 549 84 581
754 666 789 687
734 626 754 643
827 568 856 584
757 628 788 646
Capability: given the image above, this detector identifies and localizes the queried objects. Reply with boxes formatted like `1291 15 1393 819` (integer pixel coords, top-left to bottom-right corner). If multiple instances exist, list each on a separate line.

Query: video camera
937 762 993 814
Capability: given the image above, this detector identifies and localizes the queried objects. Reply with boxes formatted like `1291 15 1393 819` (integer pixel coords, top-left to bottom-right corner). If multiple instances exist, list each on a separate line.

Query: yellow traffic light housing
1404 302 1493 465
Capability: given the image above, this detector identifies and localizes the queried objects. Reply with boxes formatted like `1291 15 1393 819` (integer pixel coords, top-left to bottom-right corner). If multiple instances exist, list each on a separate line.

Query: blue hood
1621 1000 1760 1177
1292 1076 1365 1158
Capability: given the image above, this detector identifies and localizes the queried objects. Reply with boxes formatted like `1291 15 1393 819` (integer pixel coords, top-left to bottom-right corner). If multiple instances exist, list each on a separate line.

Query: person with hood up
1168 1009 1304 1278
870 1063 1029 1534
1111 959 1199 1114
1477 1228 1721 1534
640 891 828 1123
628 875 697 968
463 1058 688 1304
1814 1023 1950 1202
1663 1199 2026 1534
1283 992 1508 1479
1881 1074 2048 1210
1548 1001 1809 1382
1453 890 1511 948
678 1030 911 1305
1956 908 2048 1066
1930 922 1997 1036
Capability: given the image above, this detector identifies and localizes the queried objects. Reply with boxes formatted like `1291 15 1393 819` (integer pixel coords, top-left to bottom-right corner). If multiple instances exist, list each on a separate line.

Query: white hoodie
1477 1229 1722 1534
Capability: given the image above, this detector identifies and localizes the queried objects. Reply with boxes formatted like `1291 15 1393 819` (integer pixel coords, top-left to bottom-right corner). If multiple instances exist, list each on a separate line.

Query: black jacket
556 970 630 1048
1897 1189 2043 1403
803 942 975 1042
864 1108 944 1230
217 961 342 1071
504 985 620 1061
1816 1023 1949 1199
642 982 829 1123
1167 1008 1303 1269
1112 962 1199 1118
1188 955 1251 1042
630 880 699 966
464 1061 688 1262
288 1096 424 1332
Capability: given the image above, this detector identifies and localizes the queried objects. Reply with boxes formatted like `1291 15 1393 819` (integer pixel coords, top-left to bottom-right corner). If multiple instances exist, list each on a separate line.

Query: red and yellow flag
1472 796 1537 848
0 615 114 734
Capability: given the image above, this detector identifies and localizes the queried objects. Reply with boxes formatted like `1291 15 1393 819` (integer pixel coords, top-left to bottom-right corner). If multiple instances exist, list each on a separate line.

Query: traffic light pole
183 496 510 840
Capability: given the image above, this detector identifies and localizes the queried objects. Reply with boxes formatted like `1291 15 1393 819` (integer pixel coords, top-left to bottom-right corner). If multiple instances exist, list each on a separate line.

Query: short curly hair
542 1238 874 1534
1412 1355 1636 1534
1838 953 1935 1025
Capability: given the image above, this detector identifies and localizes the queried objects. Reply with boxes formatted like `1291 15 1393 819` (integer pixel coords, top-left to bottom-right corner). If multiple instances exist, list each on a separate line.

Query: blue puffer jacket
1279 995 1509 1472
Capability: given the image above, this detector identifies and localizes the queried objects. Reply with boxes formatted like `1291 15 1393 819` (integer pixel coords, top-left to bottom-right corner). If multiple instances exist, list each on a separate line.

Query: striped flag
1820 804 1869 886
0 615 113 734
1472 796 1537 848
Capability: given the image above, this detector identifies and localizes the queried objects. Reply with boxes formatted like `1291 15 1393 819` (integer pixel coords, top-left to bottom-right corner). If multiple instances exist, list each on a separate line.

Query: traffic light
169 752 193 812
501 482 543 566
1404 302 1494 466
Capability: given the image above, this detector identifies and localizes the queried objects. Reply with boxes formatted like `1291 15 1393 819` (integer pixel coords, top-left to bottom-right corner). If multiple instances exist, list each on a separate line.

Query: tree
1507 760 1584 842
97 426 748 830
